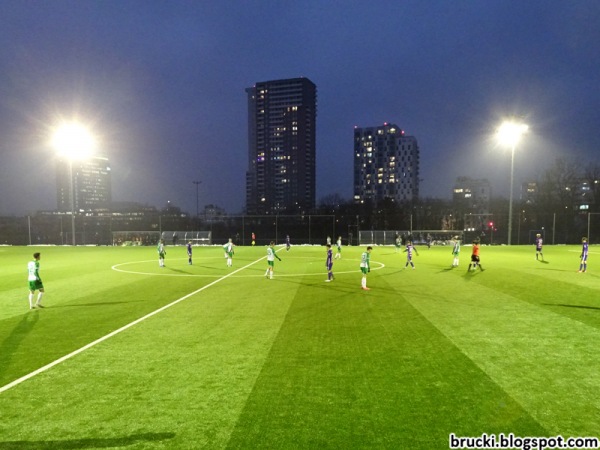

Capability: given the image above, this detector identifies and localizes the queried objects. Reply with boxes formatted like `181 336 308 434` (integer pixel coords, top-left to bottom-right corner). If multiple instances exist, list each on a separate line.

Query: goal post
111 230 212 246
358 230 464 246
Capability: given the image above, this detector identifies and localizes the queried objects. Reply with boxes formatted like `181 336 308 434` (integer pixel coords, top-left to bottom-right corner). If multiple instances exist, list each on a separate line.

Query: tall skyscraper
246 77 317 214
57 156 112 213
353 123 420 204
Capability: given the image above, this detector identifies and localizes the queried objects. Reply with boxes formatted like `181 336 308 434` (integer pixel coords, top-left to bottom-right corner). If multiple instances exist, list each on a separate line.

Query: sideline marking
0 255 268 395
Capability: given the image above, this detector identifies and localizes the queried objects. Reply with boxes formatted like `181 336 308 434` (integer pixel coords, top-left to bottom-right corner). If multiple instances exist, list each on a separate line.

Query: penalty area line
0 255 267 395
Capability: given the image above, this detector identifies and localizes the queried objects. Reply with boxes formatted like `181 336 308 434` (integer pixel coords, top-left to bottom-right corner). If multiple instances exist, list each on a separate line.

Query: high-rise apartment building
246 77 317 214
353 123 419 204
57 156 111 213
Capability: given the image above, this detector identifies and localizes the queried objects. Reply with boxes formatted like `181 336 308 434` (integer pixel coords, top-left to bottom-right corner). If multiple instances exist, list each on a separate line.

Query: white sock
361 277 366 288
28 293 33 308
36 292 43 305
270 271 273 279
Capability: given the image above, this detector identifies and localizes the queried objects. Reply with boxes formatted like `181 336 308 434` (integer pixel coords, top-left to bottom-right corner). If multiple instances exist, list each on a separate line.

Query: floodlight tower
52 122 96 245
496 120 529 245
193 180 202 218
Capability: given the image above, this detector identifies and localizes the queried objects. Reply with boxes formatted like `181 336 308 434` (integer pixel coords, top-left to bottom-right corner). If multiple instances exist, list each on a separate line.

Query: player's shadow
275 276 359 294
543 303 600 311
539 260 550 264
0 432 176 449
52 301 145 308
462 270 483 280
165 268 193 274
0 312 39 379
384 269 407 276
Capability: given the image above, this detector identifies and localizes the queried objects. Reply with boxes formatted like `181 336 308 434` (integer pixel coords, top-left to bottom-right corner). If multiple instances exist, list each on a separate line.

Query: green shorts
268 260 275 267
29 279 44 291
361 267 369 275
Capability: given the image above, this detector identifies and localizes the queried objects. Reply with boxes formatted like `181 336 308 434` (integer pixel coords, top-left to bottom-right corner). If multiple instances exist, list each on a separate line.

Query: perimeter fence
2 212 600 246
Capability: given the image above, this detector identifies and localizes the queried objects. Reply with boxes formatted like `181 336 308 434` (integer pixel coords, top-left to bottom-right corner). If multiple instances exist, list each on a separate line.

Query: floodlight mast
52 123 96 245
497 120 529 245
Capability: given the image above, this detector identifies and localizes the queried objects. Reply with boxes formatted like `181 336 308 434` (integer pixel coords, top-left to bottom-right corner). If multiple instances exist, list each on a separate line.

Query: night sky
1 0 599 216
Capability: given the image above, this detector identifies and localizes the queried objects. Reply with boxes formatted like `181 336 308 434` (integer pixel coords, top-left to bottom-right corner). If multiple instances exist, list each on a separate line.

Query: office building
246 77 317 214
56 156 111 213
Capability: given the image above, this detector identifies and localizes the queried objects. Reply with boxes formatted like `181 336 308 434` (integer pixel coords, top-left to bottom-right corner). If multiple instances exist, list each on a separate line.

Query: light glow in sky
51 122 96 161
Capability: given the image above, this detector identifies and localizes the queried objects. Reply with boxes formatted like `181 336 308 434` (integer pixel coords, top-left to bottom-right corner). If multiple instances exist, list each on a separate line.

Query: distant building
521 181 538 205
56 156 111 213
203 204 226 222
576 180 594 212
245 77 317 214
353 123 419 204
453 177 492 232
453 177 491 214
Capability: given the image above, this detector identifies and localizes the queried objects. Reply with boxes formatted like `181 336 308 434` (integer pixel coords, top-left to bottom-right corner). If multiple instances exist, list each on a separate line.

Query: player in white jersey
265 241 282 279
360 246 372 290
223 238 235 267
451 237 460 267
157 239 166 267
335 236 342 259
27 252 45 309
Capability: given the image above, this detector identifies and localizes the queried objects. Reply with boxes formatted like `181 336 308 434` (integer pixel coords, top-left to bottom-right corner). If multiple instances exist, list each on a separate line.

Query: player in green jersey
157 239 166 267
265 241 282 279
360 246 372 290
27 252 45 309
451 237 461 267
335 236 342 259
223 238 235 267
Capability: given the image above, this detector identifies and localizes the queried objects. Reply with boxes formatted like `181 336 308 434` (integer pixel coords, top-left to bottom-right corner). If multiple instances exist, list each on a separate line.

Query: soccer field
1 244 599 449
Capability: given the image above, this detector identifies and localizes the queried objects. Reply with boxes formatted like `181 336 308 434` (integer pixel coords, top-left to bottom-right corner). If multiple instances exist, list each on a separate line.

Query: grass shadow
0 432 176 449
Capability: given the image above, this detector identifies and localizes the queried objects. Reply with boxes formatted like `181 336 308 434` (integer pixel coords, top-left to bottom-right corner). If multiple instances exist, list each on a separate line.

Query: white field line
0 255 268 395
112 258 385 278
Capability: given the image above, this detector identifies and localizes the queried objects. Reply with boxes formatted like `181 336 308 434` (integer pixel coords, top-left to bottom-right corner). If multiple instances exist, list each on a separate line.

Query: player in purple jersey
403 241 419 269
186 240 193 265
325 244 335 282
535 233 544 261
579 237 589 273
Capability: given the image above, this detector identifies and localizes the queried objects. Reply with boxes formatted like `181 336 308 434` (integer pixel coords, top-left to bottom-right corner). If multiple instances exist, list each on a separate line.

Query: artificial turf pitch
0 244 599 449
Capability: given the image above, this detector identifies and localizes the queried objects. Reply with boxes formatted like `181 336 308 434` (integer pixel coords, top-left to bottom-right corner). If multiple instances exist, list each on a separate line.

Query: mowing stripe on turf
0 254 268 395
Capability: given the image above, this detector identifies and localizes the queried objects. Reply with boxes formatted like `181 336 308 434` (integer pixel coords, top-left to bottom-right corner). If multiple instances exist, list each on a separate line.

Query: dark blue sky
1 0 599 215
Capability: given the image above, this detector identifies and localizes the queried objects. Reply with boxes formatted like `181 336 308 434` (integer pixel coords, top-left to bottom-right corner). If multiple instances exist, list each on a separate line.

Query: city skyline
0 1 598 216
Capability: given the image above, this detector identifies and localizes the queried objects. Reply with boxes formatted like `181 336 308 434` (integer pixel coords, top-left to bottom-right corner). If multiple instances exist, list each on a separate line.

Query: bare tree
537 158 581 211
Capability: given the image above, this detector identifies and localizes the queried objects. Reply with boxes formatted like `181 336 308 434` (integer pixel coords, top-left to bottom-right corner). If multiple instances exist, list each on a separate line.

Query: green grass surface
0 244 599 449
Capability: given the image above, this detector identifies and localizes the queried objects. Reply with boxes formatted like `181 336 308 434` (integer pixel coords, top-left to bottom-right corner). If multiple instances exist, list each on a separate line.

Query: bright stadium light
497 119 529 245
52 122 96 160
52 122 96 245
